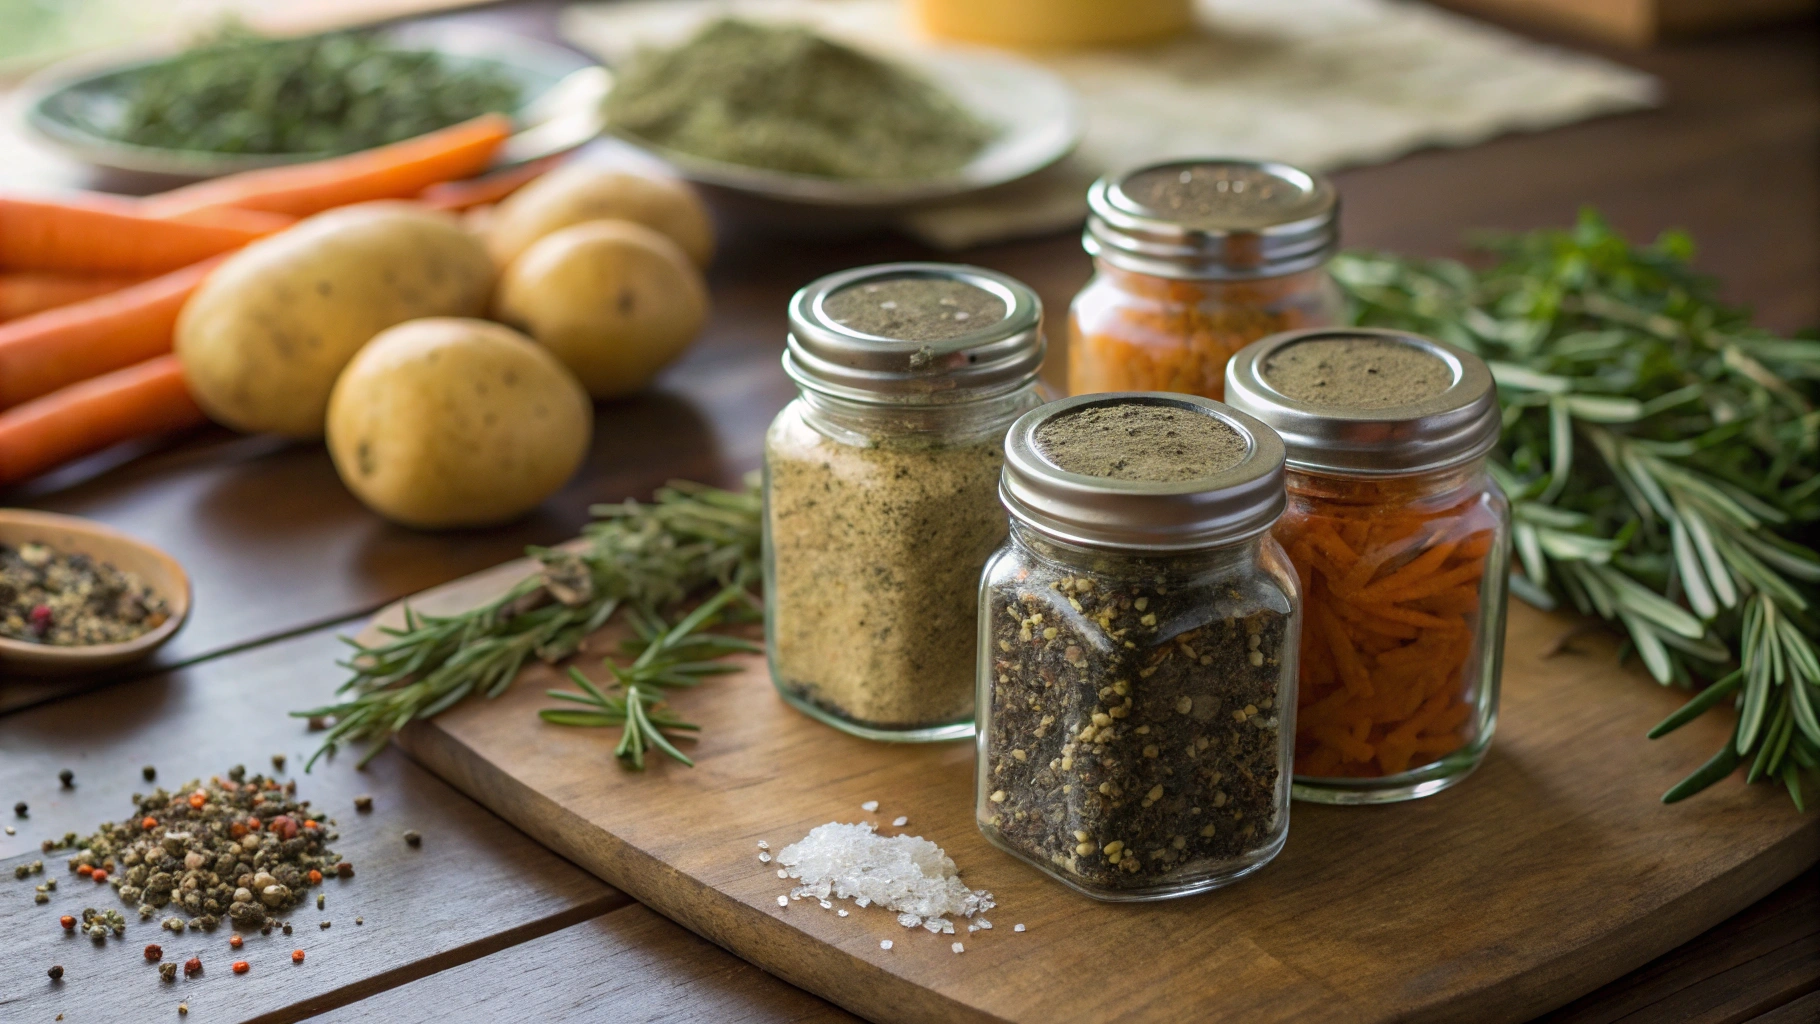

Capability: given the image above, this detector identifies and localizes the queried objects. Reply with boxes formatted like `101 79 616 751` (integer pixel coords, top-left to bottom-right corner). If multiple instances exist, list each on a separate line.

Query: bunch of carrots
0 113 563 489
1278 472 1502 779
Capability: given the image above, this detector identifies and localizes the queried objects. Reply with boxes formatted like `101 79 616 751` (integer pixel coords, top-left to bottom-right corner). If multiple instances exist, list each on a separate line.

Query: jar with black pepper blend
1069 159 1344 402
1225 327 1510 804
977 393 1300 900
765 263 1045 741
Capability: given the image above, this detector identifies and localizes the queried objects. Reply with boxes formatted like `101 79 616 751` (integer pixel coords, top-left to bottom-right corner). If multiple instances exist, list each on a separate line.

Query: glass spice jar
764 262 1046 742
1225 327 1511 804
1069 159 1344 402
977 393 1300 900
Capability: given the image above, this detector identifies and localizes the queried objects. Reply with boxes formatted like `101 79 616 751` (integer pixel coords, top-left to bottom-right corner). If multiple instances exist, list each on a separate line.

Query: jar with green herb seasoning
977 393 1300 900
764 263 1045 741
1224 327 1510 804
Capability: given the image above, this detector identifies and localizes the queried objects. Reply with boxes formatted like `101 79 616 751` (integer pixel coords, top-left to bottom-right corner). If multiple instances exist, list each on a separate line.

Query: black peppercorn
58 769 74 787
48 965 64 981
13 801 25 817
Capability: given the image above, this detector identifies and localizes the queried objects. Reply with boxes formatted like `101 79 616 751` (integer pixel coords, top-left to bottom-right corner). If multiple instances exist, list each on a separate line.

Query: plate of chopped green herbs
18 22 606 178
596 19 1082 208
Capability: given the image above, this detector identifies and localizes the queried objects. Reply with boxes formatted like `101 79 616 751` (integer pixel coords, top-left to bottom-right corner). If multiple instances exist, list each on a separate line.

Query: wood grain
311 903 858 1024
374 556 1820 1024
0 627 626 1024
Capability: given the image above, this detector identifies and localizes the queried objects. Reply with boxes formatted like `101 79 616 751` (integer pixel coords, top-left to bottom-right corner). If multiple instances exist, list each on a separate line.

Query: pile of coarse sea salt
776 822 993 936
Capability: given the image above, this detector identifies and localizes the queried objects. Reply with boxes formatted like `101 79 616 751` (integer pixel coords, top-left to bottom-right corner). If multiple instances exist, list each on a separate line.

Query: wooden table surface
2 2 1816 1021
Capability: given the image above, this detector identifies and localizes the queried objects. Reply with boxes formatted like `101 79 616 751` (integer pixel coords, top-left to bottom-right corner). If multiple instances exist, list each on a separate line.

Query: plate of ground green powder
597 18 1081 207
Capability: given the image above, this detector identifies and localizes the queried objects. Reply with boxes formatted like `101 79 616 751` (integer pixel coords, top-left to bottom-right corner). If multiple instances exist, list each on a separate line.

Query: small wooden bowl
0 509 189 676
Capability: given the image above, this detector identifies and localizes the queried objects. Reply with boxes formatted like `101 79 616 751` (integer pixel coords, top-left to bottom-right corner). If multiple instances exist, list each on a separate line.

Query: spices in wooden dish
1 541 169 646
978 395 1298 898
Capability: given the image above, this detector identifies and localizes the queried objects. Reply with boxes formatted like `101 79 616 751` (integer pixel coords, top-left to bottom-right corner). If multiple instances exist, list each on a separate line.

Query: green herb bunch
1335 211 1820 806
297 479 762 769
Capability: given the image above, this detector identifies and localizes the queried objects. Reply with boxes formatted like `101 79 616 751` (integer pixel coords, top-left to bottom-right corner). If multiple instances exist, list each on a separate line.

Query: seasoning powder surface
1264 337 1451 410
1034 402 1246 482
824 277 1005 343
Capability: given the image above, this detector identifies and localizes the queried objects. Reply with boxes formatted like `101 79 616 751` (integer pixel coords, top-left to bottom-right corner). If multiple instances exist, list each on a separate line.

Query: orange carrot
162 205 298 234
0 257 222 409
419 153 566 212
0 272 146 322
143 114 515 219
0 355 205 486
0 196 271 275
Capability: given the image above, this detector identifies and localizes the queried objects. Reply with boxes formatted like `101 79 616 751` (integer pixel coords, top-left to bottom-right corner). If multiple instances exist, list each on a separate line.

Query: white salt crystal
1013 923 1026 932
951 942 964 953
819 900 833 909
967 923 978 933
838 910 849 917
756 841 769 850
976 919 992 930
880 940 893 950
777 869 788 878
758 852 772 863
776 896 788 907
898 913 921 929
892 816 908 827
860 800 879 812
855 897 870 908
777 822 994 923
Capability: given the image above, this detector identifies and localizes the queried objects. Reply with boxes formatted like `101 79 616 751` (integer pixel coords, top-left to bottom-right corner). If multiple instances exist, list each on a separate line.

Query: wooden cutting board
375 553 1819 1024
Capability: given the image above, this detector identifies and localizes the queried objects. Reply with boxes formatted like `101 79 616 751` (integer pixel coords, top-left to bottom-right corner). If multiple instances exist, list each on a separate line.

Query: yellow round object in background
325 318 592 529
913 0 1193 48
486 165 715 269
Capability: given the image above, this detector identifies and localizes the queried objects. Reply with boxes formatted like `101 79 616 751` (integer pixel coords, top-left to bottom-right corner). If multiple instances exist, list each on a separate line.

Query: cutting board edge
393 718 1005 1024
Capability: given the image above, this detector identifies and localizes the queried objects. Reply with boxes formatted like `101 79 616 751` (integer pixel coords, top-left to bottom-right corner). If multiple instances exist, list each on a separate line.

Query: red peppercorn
303 819 318 830
183 957 202 977
29 604 52 635
144 944 163 961
229 935 243 949
269 815 298 840
76 864 93 877
246 817 261 830
307 869 322 885
231 960 249 974
334 861 354 878
188 790 207 809
141 816 158 830
90 869 108 884
291 949 305 964
59 915 76 930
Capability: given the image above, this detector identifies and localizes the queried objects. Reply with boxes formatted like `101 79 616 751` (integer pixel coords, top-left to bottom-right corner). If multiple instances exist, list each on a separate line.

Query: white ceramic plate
17 23 606 180
605 46 1082 209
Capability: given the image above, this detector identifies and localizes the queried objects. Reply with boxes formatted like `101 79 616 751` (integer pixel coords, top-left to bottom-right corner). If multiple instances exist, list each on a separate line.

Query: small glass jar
977 393 1300 900
764 263 1046 742
1069 159 1344 402
1225 327 1511 804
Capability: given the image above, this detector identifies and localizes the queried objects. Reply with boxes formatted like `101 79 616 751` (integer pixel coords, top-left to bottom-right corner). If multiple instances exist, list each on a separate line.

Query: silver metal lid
784 262 1044 404
1001 393 1287 552
1084 159 1339 281
1223 327 1501 476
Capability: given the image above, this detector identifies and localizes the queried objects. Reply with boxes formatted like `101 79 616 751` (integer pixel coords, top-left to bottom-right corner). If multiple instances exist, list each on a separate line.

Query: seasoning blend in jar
1069 159 1343 402
977 393 1300 900
1225 327 1511 804
765 263 1045 741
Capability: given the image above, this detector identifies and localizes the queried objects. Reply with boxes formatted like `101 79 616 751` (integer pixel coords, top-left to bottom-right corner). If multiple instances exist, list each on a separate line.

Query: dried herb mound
100 26 521 155
982 564 1289 890
605 19 995 180
56 769 338 932
1 541 169 646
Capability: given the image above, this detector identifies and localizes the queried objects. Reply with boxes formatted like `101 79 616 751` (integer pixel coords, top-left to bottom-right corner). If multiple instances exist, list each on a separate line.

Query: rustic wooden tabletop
1 2 1815 1022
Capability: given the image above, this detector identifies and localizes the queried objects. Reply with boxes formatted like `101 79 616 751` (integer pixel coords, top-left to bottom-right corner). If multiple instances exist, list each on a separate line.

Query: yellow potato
486 164 714 268
177 202 494 438
493 220 708 399
326 318 592 529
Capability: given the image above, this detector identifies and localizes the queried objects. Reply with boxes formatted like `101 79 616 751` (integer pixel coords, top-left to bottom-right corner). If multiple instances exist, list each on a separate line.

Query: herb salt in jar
1225 328 1511 803
977 394 1300 900
1069 159 1343 402
765 263 1045 741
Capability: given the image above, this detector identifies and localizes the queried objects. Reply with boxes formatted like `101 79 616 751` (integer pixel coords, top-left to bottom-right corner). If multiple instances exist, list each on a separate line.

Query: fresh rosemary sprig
295 478 762 769
1336 211 1820 806
538 581 762 768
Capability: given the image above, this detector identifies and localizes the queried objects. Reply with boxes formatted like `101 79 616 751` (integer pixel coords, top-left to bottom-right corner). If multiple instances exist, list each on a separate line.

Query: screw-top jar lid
784 262 1044 404
1000 393 1287 552
1223 327 1501 476
1084 159 1338 281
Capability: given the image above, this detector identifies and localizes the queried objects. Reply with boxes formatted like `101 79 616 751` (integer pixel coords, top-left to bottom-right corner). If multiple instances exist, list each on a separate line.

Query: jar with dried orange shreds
1069 159 1344 402
1225 327 1511 804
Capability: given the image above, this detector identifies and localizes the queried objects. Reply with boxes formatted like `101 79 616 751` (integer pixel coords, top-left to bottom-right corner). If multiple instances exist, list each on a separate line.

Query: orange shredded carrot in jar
1278 469 1502 779
1068 265 1336 401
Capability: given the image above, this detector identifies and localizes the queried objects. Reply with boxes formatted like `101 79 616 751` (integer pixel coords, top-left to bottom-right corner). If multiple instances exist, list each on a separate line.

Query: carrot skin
0 355 204 486
419 152 565 212
143 114 514 219
0 272 145 321
0 196 268 275
0 257 222 409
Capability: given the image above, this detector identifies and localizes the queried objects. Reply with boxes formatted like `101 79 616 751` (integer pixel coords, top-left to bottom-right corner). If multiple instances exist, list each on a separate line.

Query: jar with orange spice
1225 327 1510 804
1069 159 1343 402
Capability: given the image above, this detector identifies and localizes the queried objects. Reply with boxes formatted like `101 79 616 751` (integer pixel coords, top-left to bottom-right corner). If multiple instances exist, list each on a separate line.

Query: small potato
326 318 592 529
494 220 708 399
177 202 494 438
487 165 714 268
